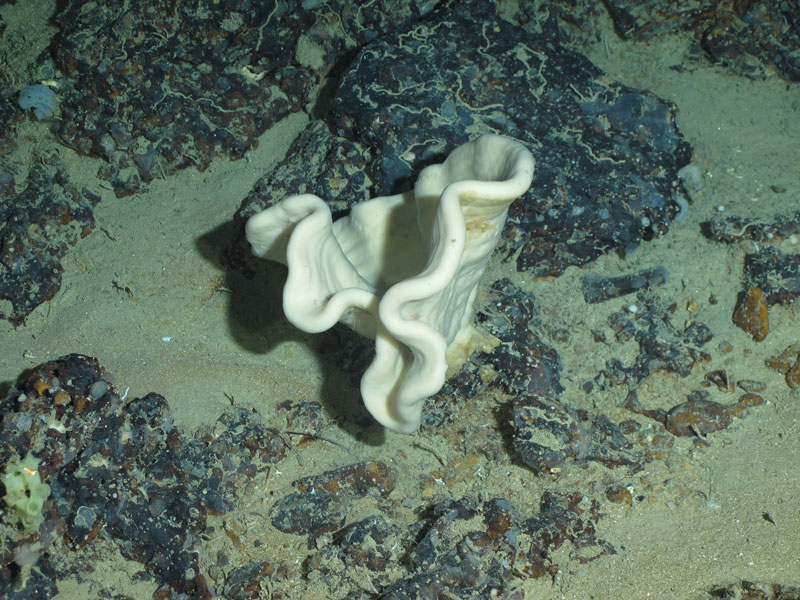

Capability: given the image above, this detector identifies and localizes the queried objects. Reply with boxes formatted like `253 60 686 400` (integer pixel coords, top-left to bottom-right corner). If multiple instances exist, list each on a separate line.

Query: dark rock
381 492 611 598
328 6 691 277
192 406 286 473
0 96 22 160
0 354 280 597
293 461 396 500
275 399 327 433
339 515 395 572
0 552 59 600
512 395 641 474
268 461 397 538
50 0 435 196
745 248 800 306
706 210 800 246
223 561 274 600
269 491 345 536
706 580 800 599
0 164 99 326
605 0 800 81
582 266 668 303
478 279 563 398
600 290 712 385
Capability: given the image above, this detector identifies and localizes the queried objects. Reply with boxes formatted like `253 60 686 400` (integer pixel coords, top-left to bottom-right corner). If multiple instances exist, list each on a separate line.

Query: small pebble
677 164 702 191
605 485 632 505
737 379 766 393
718 340 733 353
89 380 108 399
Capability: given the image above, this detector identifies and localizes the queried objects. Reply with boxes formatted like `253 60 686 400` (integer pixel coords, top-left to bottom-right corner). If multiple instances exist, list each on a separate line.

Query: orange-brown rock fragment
733 286 769 342
664 398 731 436
767 343 800 373
787 361 800 389
767 343 800 388
728 393 765 418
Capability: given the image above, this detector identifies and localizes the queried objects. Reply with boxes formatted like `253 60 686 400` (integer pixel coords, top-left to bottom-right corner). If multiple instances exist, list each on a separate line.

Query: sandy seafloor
1 2 799 599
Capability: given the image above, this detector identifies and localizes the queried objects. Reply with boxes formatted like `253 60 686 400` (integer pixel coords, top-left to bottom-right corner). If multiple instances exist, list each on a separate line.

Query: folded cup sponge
247 134 534 432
